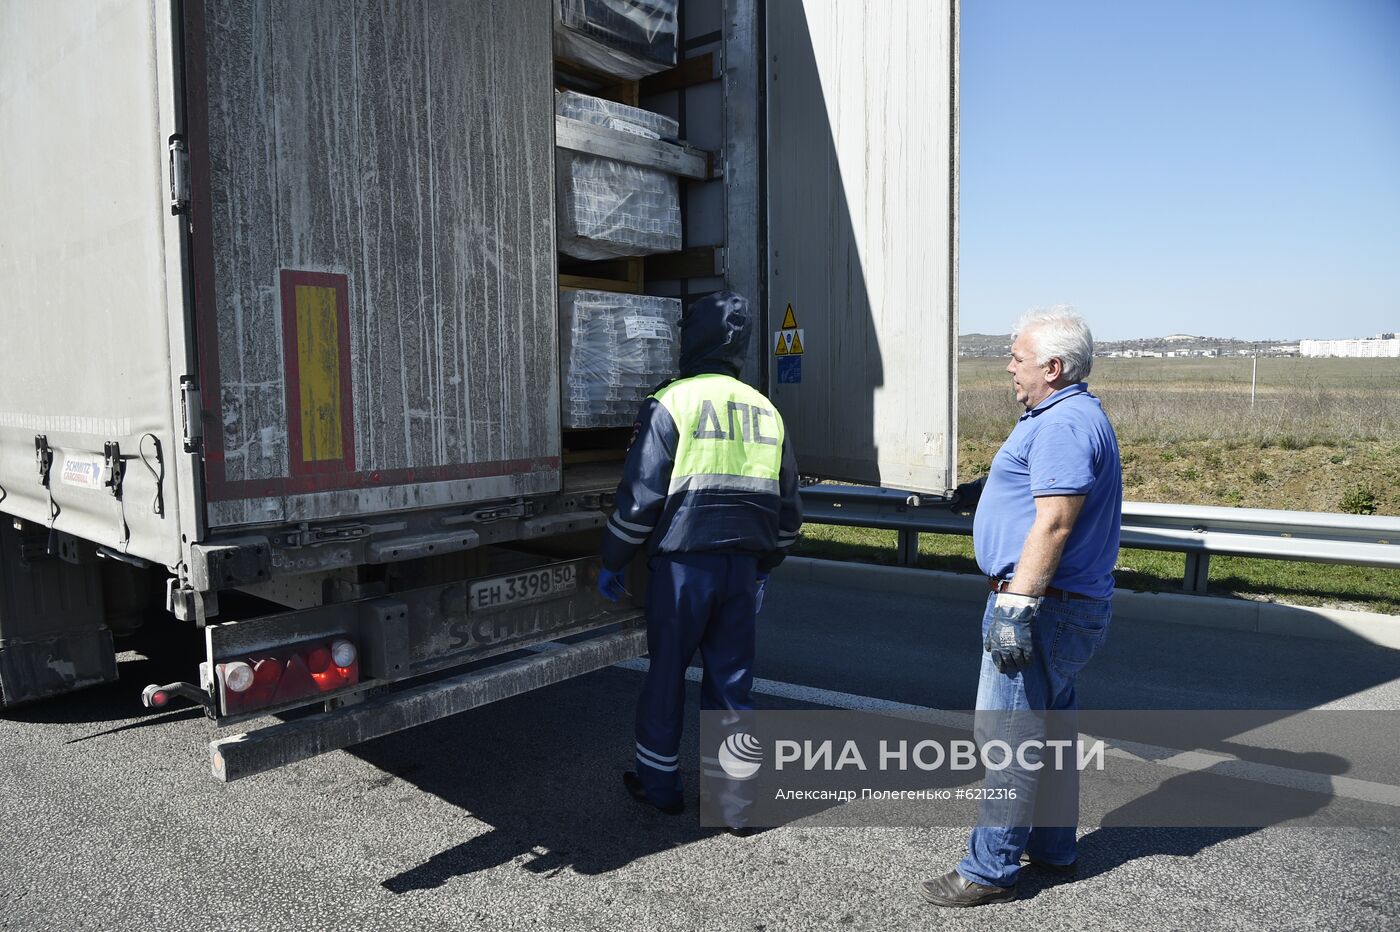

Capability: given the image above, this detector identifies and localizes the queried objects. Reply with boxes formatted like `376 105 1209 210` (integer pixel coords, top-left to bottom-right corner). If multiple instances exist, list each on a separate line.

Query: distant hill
959 333 1302 358
958 333 1013 356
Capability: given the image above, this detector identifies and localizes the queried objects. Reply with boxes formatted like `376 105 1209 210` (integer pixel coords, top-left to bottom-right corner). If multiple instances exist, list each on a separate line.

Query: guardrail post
897 529 919 566
1184 552 1210 593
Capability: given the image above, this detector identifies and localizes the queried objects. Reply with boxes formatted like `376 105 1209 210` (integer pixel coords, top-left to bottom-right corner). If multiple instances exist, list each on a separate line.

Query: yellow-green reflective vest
652 373 786 496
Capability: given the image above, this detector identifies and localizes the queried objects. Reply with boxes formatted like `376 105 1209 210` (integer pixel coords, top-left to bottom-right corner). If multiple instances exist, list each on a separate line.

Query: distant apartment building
1299 334 1400 358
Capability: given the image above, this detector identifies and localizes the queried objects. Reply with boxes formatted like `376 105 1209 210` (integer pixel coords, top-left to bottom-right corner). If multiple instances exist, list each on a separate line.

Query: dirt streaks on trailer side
198 0 560 527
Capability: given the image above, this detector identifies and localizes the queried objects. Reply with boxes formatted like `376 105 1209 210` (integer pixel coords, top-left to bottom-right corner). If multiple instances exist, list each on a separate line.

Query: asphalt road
2 576 1398 931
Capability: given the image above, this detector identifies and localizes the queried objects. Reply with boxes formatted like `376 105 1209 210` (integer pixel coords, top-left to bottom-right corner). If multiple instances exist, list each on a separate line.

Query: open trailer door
183 0 561 529
765 0 959 495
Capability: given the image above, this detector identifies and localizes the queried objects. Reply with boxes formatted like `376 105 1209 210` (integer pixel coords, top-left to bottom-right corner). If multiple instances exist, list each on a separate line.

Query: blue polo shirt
973 382 1122 600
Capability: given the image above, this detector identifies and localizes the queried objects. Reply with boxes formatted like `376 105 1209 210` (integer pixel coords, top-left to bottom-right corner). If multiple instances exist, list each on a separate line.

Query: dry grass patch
792 356 1400 614
957 356 1400 515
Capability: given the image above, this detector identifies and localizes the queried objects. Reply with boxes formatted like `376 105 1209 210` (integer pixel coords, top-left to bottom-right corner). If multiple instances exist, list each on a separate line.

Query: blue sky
959 0 1400 341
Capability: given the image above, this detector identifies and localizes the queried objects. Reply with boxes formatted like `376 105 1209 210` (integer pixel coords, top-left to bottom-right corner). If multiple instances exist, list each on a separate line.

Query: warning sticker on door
774 304 805 358
773 329 804 356
60 454 107 491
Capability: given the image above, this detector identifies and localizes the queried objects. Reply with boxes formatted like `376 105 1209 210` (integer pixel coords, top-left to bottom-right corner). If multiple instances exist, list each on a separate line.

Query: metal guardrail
799 485 1400 593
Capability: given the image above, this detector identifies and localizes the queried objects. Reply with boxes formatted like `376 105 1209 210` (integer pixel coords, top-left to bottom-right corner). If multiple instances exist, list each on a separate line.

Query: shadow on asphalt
0 651 193 728
0 589 282 728
351 673 1358 896
348 598 1399 893
62 705 206 744
378 814 723 893
951 826 1255 903
1071 826 1254 882
351 667 726 889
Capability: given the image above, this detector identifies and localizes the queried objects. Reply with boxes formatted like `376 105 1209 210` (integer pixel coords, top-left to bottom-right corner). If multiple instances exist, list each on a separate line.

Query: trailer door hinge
438 499 534 529
181 377 203 453
276 523 370 548
713 246 728 276
168 136 190 214
470 501 531 523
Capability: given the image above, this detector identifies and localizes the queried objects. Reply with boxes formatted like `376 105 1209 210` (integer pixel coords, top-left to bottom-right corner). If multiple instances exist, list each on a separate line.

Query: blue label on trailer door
777 355 802 383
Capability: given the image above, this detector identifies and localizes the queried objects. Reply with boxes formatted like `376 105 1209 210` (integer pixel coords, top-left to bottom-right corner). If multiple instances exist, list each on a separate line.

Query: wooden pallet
558 258 645 295
554 59 641 107
553 58 672 455
555 61 647 296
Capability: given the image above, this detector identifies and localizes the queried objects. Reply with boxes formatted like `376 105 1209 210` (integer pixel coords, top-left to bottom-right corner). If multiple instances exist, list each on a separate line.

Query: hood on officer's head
679 291 751 377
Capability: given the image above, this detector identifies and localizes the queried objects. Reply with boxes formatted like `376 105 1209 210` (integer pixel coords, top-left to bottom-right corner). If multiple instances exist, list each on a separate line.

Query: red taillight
219 638 360 715
242 656 284 707
270 653 315 705
311 664 348 690
306 647 332 675
252 656 283 689
141 683 174 709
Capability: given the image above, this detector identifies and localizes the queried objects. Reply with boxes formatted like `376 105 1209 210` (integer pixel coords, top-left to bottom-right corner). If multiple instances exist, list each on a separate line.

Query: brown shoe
917 869 1016 908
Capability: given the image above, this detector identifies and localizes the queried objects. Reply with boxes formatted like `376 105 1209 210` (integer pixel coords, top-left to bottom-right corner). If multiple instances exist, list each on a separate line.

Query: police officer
596 291 802 820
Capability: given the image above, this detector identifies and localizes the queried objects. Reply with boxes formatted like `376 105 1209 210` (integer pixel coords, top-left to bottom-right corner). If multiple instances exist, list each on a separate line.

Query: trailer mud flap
0 521 117 707
0 630 118 707
210 625 646 782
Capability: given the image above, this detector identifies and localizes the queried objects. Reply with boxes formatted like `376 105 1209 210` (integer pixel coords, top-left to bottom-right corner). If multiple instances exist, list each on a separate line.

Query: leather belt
988 577 1090 601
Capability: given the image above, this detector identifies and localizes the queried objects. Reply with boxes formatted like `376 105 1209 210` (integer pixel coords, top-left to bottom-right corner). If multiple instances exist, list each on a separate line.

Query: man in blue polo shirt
920 306 1122 908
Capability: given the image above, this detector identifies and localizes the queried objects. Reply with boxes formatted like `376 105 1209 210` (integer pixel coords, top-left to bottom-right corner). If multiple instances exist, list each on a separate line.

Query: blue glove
755 572 770 614
984 592 1040 674
598 567 627 603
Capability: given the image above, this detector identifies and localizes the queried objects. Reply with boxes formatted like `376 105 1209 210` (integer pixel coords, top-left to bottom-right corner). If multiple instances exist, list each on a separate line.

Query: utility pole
1251 355 1258 409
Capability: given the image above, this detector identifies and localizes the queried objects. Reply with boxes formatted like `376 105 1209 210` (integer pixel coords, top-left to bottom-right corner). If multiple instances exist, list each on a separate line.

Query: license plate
469 562 579 613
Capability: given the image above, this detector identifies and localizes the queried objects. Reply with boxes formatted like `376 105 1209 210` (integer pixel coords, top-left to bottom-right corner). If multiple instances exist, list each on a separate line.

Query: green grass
792 523 1400 615
793 357 1400 613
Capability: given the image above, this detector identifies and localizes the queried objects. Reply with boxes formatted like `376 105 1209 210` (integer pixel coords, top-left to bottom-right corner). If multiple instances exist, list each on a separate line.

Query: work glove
598 567 627 603
755 572 770 614
984 592 1041 674
950 476 987 514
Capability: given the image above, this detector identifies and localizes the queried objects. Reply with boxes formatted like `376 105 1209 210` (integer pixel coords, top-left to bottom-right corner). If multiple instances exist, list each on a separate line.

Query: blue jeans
957 591 1111 888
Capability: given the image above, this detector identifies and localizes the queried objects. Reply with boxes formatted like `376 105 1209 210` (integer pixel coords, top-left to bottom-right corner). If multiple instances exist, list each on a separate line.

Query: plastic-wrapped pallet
557 89 678 141
556 92 683 260
554 0 677 79
560 290 681 429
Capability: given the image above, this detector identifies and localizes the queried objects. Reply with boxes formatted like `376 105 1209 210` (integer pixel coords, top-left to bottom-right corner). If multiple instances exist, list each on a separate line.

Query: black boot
622 771 683 815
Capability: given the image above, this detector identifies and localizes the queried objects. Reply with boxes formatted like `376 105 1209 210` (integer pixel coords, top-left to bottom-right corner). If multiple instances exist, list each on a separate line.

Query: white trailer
0 0 957 780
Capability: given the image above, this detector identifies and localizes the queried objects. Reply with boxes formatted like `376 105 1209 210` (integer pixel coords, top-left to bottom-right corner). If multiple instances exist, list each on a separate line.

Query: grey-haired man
920 307 1122 907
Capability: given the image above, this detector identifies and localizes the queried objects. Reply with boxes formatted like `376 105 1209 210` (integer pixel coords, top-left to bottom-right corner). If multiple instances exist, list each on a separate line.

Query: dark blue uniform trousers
634 552 758 811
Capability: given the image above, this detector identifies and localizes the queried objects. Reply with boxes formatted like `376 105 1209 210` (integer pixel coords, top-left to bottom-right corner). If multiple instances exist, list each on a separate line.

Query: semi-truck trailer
0 0 958 781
